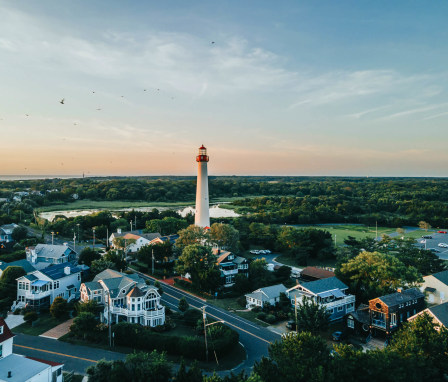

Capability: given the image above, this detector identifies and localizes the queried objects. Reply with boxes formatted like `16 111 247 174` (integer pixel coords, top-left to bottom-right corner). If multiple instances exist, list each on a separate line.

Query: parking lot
417 230 448 260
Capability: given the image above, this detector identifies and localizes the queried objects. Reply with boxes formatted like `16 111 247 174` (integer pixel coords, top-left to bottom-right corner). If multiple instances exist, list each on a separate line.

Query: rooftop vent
64 266 71 275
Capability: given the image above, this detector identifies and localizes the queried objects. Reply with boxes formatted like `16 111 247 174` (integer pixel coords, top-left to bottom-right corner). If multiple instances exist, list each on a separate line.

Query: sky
1 1 448 177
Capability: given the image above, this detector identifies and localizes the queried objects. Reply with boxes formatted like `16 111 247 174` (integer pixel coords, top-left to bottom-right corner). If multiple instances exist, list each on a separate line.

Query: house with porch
246 284 287 309
13 262 82 311
214 250 249 287
80 269 165 327
0 317 63 381
369 288 425 338
286 277 355 321
109 230 161 252
26 244 77 270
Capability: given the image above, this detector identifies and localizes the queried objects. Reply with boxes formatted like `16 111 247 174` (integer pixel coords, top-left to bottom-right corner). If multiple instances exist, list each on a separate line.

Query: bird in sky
211 41 215 44
60 98 65 104
25 114 29 117
144 89 147 91
92 91 95 93
96 108 102 111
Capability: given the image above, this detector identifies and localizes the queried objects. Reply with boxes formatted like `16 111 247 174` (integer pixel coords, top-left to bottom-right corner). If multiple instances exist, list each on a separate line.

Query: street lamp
51 231 55 245
76 224 80 243
92 228 96 248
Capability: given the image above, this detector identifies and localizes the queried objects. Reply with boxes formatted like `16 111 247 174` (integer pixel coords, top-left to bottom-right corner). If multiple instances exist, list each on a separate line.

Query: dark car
286 320 297 330
331 331 347 341
422 235 433 239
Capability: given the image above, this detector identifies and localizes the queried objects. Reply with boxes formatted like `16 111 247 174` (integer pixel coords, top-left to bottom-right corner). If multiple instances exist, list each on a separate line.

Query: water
39 204 240 221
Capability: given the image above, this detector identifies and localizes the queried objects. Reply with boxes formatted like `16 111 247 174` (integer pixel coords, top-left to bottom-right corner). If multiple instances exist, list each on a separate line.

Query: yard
13 313 67 336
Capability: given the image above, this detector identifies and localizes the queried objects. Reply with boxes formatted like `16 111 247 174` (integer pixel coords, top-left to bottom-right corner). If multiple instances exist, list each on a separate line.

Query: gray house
0 224 19 243
26 244 77 270
246 284 287 309
0 259 36 277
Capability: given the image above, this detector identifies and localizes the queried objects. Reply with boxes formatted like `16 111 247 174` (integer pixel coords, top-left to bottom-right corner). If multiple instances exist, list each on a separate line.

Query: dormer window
0 325 3 335
122 289 126 295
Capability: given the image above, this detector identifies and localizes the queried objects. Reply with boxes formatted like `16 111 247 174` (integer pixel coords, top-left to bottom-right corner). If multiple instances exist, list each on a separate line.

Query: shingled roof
377 288 424 307
431 270 448 285
127 286 145 298
0 317 14 344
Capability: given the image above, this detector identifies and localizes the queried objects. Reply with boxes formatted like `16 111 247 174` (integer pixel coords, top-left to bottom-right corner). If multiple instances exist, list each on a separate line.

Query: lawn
208 297 270 327
13 313 66 336
276 255 337 269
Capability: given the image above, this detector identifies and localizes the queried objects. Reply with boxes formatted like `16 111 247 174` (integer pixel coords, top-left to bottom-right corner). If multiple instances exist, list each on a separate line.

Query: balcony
323 295 355 310
20 290 51 300
110 306 165 319
372 319 387 329
222 269 238 276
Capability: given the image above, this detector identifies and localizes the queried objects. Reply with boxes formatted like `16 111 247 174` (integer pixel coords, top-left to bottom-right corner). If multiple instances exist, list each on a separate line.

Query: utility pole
334 234 337 247
135 216 137 230
376 221 378 241
202 306 209 362
152 249 155 275
295 295 298 334
51 231 54 245
107 290 112 348
73 233 76 253
92 228 96 248
106 227 109 248
130 220 133 231
76 224 80 243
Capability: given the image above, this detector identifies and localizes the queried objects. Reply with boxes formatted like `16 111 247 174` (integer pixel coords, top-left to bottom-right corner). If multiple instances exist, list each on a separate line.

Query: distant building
299 266 335 282
109 230 161 251
246 284 287 309
420 270 448 305
369 288 425 338
0 259 36 278
80 269 165 327
194 145 210 228
0 317 63 381
26 244 77 270
286 277 355 321
213 249 249 287
0 224 19 243
409 301 448 329
13 262 82 311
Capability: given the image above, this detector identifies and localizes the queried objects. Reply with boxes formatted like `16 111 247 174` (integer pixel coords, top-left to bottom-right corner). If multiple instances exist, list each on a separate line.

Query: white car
438 243 448 248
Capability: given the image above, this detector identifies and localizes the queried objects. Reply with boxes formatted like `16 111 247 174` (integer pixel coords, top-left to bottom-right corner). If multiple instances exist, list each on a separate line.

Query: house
0 317 63 381
213 249 249 287
0 224 19 243
408 301 448 330
109 230 161 252
80 269 165 327
149 234 179 246
346 303 370 337
246 284 287 309
420 270 448 305
26 244 77 270
299 266 335 282
369 288 425 338
12 192 29 202
286 277 355 321
13 262 82 311
0 259 35 278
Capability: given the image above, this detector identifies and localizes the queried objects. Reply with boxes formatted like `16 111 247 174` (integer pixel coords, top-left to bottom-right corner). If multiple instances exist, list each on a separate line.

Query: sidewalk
5 314 24 329
40 318 74 339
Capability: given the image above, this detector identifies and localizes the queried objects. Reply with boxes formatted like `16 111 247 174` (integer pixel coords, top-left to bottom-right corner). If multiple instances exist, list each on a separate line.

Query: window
0 326 3 335
0 344 2 358
54 281 59 289
337 306 344 312
347 318 354 329
328 309 334 314
132 304 135 311
391 313 397 326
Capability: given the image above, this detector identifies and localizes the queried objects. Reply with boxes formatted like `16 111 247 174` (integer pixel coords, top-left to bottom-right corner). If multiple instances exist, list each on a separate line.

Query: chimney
64 266 71 275
7 371 11 378
117 228 122 234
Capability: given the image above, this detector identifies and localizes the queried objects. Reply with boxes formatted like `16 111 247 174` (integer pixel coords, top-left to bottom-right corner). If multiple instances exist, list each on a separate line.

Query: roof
140 233 161 241
0 317 14 344
0 224 19 234
40 262 82 280
349 303 370 325
216 251 232 264
233 256 248 264
247 284 287 301
431 270 448 285
0 259 35 274
26 356 62 367
299 277 348 295
32 244 75 259
377 288 425 307
301 266 335 280
428 302 448 327
84 281 102 292
159 234 179 244
93 269 148 298
23 274 38 281
127 286 145 298
0 354 51 382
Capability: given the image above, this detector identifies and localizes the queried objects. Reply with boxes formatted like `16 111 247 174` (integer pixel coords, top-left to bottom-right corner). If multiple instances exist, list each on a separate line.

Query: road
133 270 281 375
13 333 125 374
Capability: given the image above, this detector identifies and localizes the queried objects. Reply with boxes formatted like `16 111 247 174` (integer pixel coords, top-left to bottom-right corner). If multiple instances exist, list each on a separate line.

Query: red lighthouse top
196 145 209 162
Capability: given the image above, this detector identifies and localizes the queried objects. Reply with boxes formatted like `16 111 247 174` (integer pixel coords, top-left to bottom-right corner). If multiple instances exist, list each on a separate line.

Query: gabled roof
23 274 38 281
216 251 232 264
31 244 75 259
233 256 248 264
431 270 448 286
299 277 348 295
301 266 335 280
83 281 102 292
0 259 35 274
377 288 424 307
140 233 161 241
428 302 448 327
127 286 145 298
0 317 14 344
247 284 287 301
93 269 147 298
123 233 141 240
40 262 82 280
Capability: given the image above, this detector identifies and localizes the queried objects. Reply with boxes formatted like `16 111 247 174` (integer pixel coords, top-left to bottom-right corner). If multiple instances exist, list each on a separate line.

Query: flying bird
211 41 215 44
92 91 95 93
60 98 65 104
96 108 102 111
143 89 147 91
25 114 29 117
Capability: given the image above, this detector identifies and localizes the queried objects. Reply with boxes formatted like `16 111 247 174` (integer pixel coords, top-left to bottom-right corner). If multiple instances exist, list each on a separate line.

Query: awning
31 280 49 287
332 289 346 298
318 289 346 299
66 284 75 290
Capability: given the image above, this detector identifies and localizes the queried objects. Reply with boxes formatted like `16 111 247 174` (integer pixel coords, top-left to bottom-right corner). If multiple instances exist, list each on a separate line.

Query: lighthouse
194 145 210 228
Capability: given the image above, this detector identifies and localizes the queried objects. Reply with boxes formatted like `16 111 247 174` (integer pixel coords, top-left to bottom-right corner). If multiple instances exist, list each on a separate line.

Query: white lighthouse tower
194 145 210 228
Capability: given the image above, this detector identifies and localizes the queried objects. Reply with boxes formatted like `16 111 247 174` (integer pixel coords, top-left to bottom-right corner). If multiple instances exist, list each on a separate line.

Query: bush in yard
265 314 276 324
178 297 189 312
251 306 262 313
70 312 104 342
23 311 38 324
50 297 69 319
237 295 247 307
257 312 267 321
183 308 201 326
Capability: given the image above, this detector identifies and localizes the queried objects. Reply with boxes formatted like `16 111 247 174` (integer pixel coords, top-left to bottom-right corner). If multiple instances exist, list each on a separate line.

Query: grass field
13 313 66 336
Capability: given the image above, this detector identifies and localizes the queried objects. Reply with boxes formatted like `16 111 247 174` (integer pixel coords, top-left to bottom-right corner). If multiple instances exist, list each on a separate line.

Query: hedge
113 322 238 360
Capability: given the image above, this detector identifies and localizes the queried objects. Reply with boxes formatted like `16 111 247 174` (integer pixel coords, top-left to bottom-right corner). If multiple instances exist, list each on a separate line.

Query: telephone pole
152 249 155 275
202 306 209 362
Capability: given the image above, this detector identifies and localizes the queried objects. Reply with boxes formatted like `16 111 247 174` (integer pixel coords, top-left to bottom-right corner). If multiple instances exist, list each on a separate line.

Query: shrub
237 295 247 307
265 314 276 324
183 309 201 326
50 297 68 319
178 297 189 312
23 311 38 324
252 306 262 313
257 312 267 321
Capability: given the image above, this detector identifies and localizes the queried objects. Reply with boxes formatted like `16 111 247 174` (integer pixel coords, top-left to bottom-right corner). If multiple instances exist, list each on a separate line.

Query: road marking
163 292 273 344
14 344 98 363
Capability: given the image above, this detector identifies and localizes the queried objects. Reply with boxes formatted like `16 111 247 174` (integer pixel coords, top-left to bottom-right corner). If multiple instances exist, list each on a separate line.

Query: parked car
286 320 297 330
438 231 447 234
331 331 347 341
438 243 448 248
422 235 433 239
429 248 440 253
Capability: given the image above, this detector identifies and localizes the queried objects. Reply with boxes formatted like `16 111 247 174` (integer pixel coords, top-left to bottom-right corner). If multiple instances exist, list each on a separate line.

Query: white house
80 269 165 327
0 317 63 382
26 244 77 270
246 284 288 309
109 230 161 252
286 277 355 321
0 224 19 243
13 262 82 311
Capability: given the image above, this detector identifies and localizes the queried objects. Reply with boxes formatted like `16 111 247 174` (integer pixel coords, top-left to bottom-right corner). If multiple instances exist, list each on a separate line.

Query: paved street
13 333 126 374
134 270 281 375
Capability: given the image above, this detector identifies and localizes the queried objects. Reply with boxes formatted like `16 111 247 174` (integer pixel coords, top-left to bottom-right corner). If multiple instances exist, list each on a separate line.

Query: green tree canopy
294 297 330 335
209 223 240 252
175 225 208 248
50 297 69 319
78 247 101 267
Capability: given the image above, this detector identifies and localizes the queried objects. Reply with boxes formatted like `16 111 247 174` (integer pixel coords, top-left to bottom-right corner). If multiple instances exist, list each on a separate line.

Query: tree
294 297 330 334
78 247 101 267
75 300 102 315
336 251 422 303
50 297 69 319
90 258 115 276
178 297 189 312
113 237 136 252
418 221 431 231
254 332 331 382
12 226 28 242
175 245 220 291
394 241 446 276
0 266 26 315
233 273 251 295
274 265 291 283
23 310 38 324
70 312 99 339
209 223 240 252
175 225 208 248
103 250 127 271
146 217 188 236
248 259 274 290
